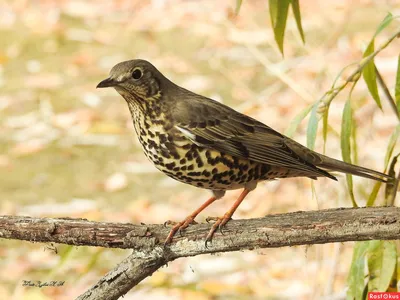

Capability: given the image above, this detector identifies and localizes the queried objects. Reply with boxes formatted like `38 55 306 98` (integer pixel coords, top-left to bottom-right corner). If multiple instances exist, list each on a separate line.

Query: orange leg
205 188 251 246
164 196 218 245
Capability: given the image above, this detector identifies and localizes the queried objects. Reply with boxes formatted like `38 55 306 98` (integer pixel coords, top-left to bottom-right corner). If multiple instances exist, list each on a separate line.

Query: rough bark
1 207 400 299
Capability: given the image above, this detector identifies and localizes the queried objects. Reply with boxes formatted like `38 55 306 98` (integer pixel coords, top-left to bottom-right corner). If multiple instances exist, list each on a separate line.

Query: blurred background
0 0 399 299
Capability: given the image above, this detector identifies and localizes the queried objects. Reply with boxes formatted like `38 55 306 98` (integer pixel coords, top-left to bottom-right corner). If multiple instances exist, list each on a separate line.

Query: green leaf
385 153 399 205
367 181 382 207
322 108 329 154
384 124 400 167
374 13 393 37
367 124 400 207
332 63 359 89
285 104 313 138
388 258 398 292
395 54 400 115
368 240 397 292
235 0 243 15
268 0 277 28
269 0 290 55
360 13 393 111
362 40 382 109
291 0 305 43
341 100 357 207
351 119 359 165
307 103 319 150
347 241 369 300
345 169 356 209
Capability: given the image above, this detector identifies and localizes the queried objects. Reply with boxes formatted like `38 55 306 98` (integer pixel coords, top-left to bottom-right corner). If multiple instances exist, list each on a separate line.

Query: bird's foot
163 217 198 246
204 214 232 247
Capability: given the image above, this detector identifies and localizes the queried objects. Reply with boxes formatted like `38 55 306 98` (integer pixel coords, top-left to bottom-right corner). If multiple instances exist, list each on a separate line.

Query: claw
203 188 251 246
177 220 197 237
219 223 225 235
204 214 232 245
204 238 211 248
204 216 222 245
177 225 186 237
164 220 175 227
205 216 218 223
218 217 231 235
164 216 197 245
164 195 219 245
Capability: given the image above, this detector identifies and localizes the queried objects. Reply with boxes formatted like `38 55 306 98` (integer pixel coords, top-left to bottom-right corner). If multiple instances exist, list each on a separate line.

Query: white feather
175 125 199 144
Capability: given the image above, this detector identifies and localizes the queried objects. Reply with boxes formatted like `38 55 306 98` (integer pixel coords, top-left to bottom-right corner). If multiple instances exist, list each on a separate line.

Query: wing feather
171 96 333 179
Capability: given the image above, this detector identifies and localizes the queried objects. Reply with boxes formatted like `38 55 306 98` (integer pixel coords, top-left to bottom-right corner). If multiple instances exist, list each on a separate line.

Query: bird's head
97 59 165 100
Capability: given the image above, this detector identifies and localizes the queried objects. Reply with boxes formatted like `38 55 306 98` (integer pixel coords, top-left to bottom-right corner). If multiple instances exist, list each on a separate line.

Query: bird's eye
132 69 142 80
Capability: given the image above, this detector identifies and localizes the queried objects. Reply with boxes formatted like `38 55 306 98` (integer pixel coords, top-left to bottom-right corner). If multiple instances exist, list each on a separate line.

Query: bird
97 59 392 246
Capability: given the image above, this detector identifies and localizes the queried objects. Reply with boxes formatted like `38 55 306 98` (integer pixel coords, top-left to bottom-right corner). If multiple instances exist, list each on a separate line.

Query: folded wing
171 95 336 180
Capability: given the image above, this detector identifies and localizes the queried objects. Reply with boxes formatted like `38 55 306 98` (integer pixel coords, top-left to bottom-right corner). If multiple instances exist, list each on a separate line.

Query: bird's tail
285 139 393 182
316 154 392 183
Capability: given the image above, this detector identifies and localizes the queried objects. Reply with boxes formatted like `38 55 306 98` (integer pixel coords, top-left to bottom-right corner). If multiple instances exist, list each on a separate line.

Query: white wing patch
175 125 201 145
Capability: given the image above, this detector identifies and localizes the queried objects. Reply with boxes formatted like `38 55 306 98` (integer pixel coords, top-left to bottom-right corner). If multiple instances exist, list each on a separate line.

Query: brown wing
170 93 336 180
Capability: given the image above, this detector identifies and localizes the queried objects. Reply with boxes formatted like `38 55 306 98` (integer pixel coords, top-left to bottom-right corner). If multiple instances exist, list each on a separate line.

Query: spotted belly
141 139 295 191
134 117 300 191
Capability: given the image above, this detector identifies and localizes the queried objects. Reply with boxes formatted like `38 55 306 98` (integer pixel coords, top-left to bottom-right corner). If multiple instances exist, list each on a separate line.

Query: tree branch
1 207 400 299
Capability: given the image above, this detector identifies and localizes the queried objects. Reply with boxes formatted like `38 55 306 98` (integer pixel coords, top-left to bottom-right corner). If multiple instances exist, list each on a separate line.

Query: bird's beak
96 77 118 88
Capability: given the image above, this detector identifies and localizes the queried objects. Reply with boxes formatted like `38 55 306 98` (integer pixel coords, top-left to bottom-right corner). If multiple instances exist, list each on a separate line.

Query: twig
375 65 400 120
1 207 400 299
317 28 400 115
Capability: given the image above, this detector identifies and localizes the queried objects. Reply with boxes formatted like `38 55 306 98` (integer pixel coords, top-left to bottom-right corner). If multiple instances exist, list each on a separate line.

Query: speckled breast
133 115 282 191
